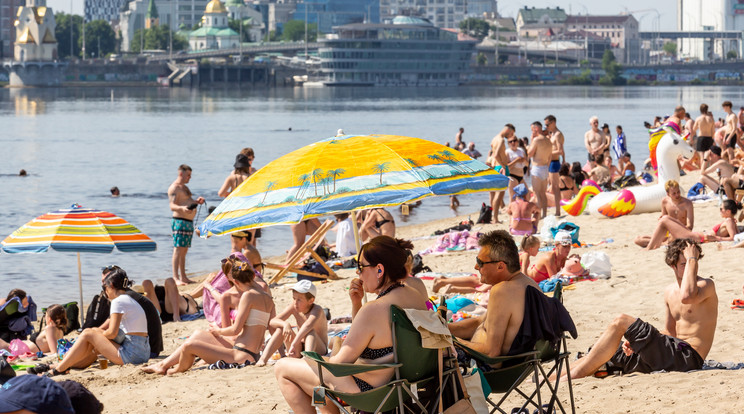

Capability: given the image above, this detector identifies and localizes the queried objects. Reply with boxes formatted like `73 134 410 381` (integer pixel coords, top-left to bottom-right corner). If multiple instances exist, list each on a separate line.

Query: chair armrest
454 340 538 365
302 352 402 377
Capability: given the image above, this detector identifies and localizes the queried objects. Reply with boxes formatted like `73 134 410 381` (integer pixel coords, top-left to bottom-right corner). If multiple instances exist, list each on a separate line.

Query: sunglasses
357 262 375 272
476 257 503 267
101 265 119 272
508 139 518 143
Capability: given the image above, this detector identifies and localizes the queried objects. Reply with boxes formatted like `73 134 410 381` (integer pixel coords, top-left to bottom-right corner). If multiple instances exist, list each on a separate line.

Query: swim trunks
605 318 704 374
494 165 510 177
548 160 561 173
171 217 194 248
696 136 713 152
530 164 549 180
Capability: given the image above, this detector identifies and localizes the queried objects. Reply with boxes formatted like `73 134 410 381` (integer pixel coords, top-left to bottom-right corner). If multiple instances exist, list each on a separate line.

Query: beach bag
8 339 30 357
462 367 490 413
411 254 432 276
476 203 492 224
550 222 580 245
57 338 75 361
581 251 612 279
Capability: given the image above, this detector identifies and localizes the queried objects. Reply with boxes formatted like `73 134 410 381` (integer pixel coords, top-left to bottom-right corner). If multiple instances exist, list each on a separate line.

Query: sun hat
554 231 573 246
513 183 528 199
0 375 74 414
233 153 251 169
290 279 317 298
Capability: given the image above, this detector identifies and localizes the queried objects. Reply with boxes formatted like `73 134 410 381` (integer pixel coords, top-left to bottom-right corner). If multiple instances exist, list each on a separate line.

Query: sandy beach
21 174 744 413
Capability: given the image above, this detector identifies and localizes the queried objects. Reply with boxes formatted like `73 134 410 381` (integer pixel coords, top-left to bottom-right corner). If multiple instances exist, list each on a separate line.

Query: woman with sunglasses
142 258 274 374
275 236 428 413
40 269 150 376
645 200 741 250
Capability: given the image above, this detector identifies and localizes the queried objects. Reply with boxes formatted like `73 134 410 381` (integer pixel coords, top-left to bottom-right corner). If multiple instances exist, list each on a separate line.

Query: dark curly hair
665 238 703 268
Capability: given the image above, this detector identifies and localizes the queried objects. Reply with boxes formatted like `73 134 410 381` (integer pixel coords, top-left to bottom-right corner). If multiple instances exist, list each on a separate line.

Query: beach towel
419 230 480 255
180 310 204 322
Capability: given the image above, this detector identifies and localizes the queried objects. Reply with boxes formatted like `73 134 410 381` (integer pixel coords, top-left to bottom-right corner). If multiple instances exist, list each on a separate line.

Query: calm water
2 84 743 308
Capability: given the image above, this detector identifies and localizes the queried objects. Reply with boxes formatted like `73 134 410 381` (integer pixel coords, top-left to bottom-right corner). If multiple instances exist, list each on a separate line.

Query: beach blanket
180 310 204 322
414 272 473 281
419 230 480 255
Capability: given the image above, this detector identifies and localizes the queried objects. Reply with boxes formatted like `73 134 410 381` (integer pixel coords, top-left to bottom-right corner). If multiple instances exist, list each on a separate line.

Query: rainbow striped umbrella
1 204 156 324
199 134 509 237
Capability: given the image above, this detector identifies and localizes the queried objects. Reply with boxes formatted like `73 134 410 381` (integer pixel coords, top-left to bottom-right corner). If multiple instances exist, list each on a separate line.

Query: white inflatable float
588 128 694 216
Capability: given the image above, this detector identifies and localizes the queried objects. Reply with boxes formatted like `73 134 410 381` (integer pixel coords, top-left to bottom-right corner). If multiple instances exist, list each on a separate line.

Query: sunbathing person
37 269 151 376
359 208 396 242
141 258 274 375
275 236 427 413
645 199 740 250
0 304 66 355
140 278 199 323
635 180 694 248
255 280 328 366
527 231 572 283
698 145 734 193
566 238 717 379
509 183 539 236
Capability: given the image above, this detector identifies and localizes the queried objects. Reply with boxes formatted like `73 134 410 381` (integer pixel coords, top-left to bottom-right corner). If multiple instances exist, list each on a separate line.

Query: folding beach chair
266 220 338 284
454 284 576 414
303 305 458 414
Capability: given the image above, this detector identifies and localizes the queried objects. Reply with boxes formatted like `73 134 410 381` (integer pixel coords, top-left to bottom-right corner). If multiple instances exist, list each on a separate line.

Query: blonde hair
521 235 540 250
665 180 679 192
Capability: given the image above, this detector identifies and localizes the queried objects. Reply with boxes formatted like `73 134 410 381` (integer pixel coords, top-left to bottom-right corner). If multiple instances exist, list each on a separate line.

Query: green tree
228 18 252 42
458 18 490 40
80 20 116 58
54 13 83 60
130 25 188 53
663 41 677 57
282 20 317 42
599 49 626 86
476 52 488 66
726 50 738 60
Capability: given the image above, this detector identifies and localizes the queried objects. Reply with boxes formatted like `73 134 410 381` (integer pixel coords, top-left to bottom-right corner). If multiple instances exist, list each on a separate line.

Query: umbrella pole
350 211 366 304
77 252 84 328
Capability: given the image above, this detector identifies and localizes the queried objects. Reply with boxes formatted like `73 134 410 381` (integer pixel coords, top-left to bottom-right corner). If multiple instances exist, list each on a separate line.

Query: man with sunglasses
448 231 565 359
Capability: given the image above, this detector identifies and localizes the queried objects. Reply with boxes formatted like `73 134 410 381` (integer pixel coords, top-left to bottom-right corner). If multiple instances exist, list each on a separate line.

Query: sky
45 0 677 32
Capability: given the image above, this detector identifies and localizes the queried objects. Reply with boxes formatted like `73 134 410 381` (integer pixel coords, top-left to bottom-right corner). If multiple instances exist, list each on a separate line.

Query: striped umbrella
1 204 157 324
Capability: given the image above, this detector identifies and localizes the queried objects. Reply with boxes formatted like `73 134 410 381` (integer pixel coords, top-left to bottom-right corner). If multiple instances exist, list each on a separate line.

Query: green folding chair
303 305 456 414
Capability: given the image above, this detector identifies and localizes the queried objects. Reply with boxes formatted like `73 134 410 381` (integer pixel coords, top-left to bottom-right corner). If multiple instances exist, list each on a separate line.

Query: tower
145 0 159 29
13 0 57 61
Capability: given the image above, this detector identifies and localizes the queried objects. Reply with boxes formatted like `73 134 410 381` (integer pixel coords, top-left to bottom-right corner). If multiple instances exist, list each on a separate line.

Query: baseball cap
290 279 317 298
58 380 103 414
0 375 74 414
554 231 573 246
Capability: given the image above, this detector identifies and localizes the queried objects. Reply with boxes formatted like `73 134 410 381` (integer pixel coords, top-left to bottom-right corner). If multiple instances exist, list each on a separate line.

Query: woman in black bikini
275 236 427 412
140 278 199 323
359 208 395 241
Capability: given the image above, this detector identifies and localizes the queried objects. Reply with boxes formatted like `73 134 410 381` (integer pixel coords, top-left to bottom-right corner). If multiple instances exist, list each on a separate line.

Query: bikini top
374 210 392 229
228 308 271 327
359 346 394 360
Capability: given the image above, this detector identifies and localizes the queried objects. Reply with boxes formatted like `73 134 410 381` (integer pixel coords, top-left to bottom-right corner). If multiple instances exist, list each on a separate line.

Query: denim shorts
118 334 151 365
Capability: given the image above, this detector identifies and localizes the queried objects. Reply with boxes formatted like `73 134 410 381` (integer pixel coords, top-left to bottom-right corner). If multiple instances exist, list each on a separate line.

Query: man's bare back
530 134 552 166
695 113 715 137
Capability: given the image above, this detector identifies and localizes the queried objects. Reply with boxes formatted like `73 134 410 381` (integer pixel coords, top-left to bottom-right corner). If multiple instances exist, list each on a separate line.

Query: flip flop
20 352 37 361
26 363 50 375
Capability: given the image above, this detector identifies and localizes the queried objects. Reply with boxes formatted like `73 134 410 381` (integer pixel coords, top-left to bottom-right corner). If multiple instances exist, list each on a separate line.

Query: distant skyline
45 0 677 32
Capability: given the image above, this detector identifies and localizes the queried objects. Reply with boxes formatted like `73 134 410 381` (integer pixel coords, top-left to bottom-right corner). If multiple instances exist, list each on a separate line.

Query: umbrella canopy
1 204 157 253
199 134 509 237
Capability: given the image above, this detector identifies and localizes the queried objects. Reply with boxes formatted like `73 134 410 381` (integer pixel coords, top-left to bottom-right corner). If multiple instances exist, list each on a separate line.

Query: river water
1 84 742 308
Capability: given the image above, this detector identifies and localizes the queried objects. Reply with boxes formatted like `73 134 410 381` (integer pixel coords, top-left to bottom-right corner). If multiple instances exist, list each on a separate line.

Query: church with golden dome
13 0 58 61
188 0 239 51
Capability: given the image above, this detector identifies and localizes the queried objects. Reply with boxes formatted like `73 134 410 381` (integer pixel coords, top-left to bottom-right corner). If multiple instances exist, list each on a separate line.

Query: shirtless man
566 238 716 379
620 152 635 176
455 127 466 151
527 231 571 283
634 180 694 248
694 104 715 172
722 101 738 157
721 164 744 205
489 124 517 223
447 230 541 358
584 116 608 161
698 145 734 193
168 164 205 285
528 121 552 218
545 115 565 216
666 106 685 130
256 280 328 366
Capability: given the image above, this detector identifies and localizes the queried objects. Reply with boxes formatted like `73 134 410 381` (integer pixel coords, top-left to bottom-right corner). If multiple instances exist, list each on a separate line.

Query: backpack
82 294 110 330
476 203 492 224
410 254 432 275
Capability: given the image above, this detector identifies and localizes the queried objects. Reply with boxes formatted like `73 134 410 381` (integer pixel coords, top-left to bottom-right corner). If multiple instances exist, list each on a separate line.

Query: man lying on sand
565 238 717 379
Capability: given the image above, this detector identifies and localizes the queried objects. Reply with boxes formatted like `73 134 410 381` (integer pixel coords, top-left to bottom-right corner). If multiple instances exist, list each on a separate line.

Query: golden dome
204 0 227 14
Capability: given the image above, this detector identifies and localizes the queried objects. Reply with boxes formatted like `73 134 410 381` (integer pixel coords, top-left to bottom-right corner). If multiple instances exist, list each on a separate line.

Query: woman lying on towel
141 257 274 375
645 200 741 250
275 236 428 413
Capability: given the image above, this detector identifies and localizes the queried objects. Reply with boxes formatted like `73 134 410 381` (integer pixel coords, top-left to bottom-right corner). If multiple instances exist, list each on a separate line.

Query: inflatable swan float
586 127 694 216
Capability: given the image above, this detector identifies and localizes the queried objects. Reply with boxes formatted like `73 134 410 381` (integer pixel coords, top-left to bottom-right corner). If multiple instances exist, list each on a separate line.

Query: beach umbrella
198 134 509 238
1 204 157 325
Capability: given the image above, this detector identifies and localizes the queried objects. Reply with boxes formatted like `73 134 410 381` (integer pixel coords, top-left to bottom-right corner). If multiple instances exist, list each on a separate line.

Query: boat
315 16 476 87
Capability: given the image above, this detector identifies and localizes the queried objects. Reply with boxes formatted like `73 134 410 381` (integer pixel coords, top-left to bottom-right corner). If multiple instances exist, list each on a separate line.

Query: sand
34 174 744 413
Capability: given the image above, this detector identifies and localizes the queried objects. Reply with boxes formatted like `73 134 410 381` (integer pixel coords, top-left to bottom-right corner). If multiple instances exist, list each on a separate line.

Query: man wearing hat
256 280 328 366
527 231 572 283
0 375 74 414
697 145 734 194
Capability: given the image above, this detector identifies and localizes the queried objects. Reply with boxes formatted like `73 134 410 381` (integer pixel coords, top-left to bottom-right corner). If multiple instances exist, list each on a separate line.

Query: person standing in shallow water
168 164 204 285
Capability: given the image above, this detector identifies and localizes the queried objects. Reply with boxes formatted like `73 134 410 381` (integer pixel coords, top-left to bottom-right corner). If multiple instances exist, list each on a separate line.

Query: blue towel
687 182 705 198
180 310 204 321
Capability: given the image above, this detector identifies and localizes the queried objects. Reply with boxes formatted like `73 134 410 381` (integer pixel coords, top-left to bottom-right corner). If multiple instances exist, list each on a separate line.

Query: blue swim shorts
549 160 561 173
118 334 150 365
172 217 194 248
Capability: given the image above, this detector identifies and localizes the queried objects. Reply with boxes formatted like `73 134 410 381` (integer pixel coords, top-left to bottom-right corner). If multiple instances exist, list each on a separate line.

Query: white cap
554 231 572 246
290 279 317 297
336 129 345 136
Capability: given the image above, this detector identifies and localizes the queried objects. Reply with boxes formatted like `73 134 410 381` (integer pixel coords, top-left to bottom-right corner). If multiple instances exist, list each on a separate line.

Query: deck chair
266 220 338 284
303 305 458 414
454 284 576 414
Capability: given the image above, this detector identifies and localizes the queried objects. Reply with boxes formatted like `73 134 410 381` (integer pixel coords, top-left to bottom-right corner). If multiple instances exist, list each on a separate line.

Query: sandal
26 363 50 375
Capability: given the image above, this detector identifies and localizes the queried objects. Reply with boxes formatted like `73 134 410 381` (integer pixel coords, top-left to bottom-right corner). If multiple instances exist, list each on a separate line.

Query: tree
54 13 83 60
458 18 490 40
282 20 317 42
81 20 116 58
476 52 488 66
130 25 188 53
727 50 738 60
228 18 252 42
663 41 677 57
599 49 626 86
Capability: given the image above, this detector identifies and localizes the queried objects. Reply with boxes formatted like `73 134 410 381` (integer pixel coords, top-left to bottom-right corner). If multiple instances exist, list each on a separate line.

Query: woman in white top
506 136 527 183
141 257 274 375
43 269 150 376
